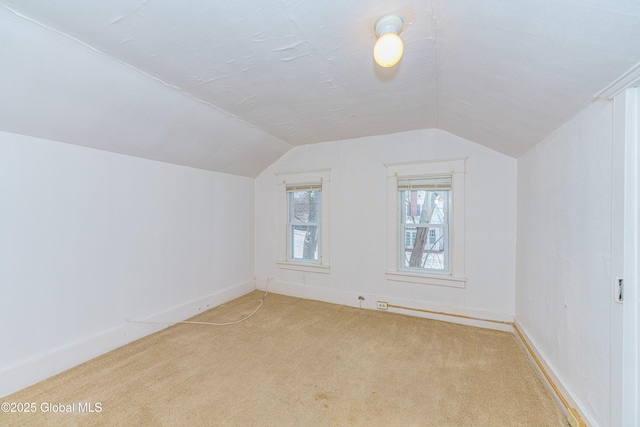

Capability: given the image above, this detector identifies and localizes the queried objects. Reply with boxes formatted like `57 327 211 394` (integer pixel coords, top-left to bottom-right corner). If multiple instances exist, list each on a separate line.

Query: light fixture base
374 14 404 38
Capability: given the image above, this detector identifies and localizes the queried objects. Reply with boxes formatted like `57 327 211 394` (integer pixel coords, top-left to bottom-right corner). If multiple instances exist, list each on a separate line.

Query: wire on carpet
128 281 270 327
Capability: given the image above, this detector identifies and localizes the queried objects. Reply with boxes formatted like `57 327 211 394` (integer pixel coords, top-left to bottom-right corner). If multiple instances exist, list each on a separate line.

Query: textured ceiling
1 0 639 177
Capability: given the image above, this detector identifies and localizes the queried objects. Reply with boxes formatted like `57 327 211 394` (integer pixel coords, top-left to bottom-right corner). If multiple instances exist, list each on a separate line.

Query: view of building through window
399 178 451 273
287 189 321 262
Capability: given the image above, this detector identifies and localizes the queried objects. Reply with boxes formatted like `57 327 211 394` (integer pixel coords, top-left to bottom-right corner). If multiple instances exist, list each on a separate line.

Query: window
277 169 330 273
399 176 451 273
287 186 321 262
385 159 466 288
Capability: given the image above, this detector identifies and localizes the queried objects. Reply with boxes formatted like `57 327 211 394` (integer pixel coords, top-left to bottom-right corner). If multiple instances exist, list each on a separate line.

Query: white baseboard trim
513 321 592 427
256 277 514 332
0 279 255 398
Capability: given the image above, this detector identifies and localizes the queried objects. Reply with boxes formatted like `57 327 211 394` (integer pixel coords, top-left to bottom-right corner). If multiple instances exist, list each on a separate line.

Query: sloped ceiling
1 0 639 177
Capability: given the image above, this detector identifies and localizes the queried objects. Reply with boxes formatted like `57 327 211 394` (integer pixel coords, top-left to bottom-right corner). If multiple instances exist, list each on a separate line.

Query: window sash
400 224 449 272
398 180 452 274
286 189 321 263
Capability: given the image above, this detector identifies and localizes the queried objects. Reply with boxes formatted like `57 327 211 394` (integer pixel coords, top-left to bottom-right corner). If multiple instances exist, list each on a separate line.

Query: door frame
612 87 639 427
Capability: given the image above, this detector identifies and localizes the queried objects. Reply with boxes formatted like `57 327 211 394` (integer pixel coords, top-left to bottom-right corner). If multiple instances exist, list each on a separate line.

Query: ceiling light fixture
373 14 404 68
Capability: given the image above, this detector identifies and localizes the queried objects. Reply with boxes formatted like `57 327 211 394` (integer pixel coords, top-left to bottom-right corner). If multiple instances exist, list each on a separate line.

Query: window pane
290 225 319 261
287 189 321 262
400 190 449 225
288 190 320 223
401 225 446 271
399 184 450 273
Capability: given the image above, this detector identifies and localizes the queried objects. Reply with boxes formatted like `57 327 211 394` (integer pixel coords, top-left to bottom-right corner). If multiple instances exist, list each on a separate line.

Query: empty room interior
1 1 640 426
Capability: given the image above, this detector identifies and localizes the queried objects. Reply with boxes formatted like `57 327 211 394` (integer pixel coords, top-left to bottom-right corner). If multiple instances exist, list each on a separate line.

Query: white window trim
276 169 331 274
385 158 466 288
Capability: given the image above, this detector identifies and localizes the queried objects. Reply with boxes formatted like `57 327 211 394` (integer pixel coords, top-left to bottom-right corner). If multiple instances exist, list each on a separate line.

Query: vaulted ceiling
1 0 639 177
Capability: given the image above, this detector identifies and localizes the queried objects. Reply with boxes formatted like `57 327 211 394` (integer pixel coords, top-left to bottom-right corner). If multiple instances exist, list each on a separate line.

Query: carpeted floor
2 291 568 426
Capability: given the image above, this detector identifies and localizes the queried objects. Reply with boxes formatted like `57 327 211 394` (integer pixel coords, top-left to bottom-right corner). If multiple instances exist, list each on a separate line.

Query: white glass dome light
373 14 404 68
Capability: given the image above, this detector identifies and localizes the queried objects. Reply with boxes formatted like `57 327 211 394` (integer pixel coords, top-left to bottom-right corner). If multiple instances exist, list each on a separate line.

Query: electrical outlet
376 301 388 310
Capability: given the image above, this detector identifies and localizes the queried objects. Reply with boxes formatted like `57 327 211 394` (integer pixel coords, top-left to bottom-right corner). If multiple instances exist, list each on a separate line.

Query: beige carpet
2 291 568 426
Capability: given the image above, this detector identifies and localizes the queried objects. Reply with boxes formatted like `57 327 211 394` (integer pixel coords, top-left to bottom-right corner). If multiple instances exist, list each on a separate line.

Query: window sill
385 270 466 288
277 261 331 274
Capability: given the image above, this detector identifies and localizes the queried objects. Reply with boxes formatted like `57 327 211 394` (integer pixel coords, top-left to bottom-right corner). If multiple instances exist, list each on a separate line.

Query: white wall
516 101 614 426
255 129 517 325
0 131 255 396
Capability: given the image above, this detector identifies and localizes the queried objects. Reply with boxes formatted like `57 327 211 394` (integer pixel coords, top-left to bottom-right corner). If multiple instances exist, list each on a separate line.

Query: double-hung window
398 176 451 273
287 185 321 262
277 169 330 273
386 159 466 288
